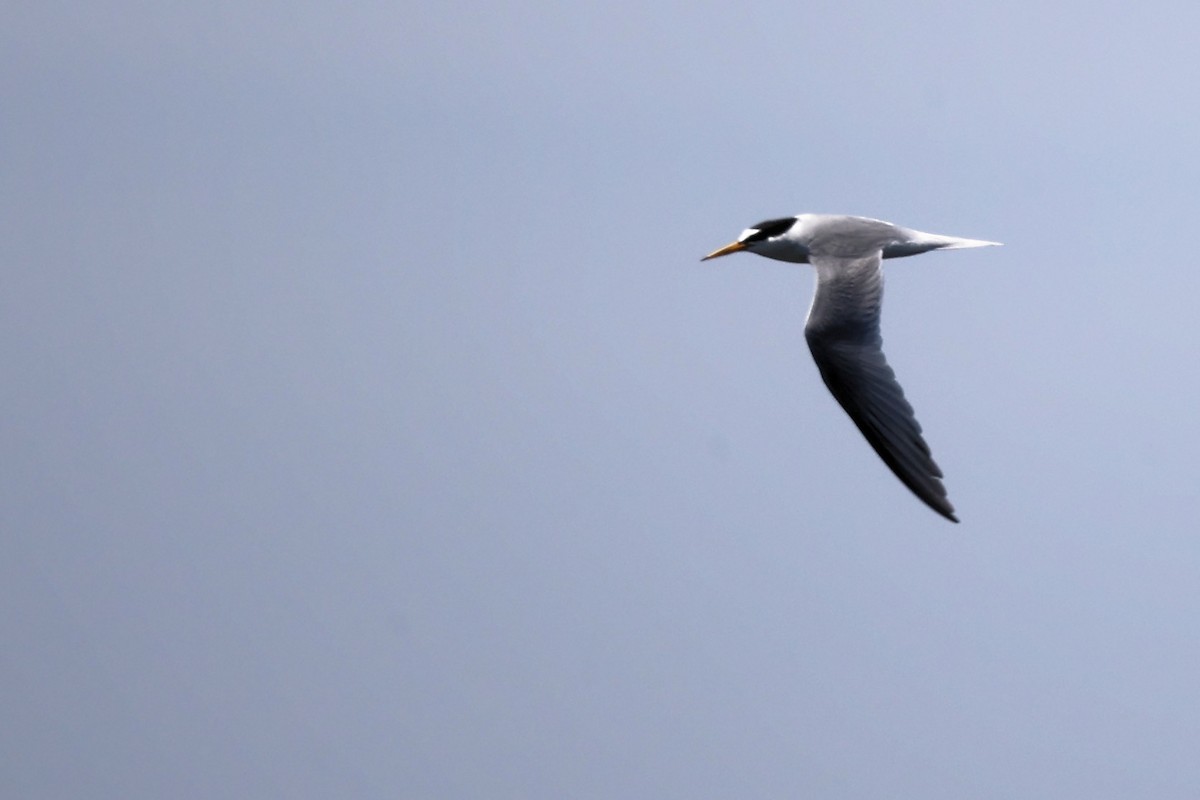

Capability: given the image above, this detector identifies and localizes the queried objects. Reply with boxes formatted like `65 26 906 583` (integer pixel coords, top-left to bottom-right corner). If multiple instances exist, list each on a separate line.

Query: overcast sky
4 2 1200 798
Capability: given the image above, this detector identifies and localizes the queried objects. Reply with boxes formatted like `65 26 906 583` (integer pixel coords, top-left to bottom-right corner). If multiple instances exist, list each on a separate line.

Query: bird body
703 214 1000 522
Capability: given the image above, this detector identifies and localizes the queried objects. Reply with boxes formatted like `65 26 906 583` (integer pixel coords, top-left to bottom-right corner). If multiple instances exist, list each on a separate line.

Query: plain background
4 2 1200 797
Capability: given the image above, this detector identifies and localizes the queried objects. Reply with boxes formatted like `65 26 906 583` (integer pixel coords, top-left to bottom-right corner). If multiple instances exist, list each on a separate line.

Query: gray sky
4 2 1200 797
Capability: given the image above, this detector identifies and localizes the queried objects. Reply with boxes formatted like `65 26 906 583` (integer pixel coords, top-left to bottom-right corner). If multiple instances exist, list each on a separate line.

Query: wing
803 253 957 522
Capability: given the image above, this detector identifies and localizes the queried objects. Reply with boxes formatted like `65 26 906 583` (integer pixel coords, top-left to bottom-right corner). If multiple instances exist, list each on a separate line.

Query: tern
703 214 1000 522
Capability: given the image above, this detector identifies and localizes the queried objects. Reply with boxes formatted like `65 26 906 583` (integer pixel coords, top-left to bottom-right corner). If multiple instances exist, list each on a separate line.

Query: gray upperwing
803 253 957 522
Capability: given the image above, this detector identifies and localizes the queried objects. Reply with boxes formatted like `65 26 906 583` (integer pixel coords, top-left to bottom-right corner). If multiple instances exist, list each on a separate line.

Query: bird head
701 216 808 263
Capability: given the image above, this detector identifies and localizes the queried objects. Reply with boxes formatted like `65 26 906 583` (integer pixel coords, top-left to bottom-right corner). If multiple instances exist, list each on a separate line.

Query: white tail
882 229 1002 260
921 233 1003 250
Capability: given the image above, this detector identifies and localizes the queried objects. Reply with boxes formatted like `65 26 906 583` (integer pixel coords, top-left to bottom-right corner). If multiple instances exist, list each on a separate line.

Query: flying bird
702 214 1000 522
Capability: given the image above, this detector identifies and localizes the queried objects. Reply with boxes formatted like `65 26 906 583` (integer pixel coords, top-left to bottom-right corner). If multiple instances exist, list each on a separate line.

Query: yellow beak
701 241 746 261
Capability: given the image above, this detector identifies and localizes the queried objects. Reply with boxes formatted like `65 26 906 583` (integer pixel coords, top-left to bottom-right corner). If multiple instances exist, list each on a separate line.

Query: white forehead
736 228 758 242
